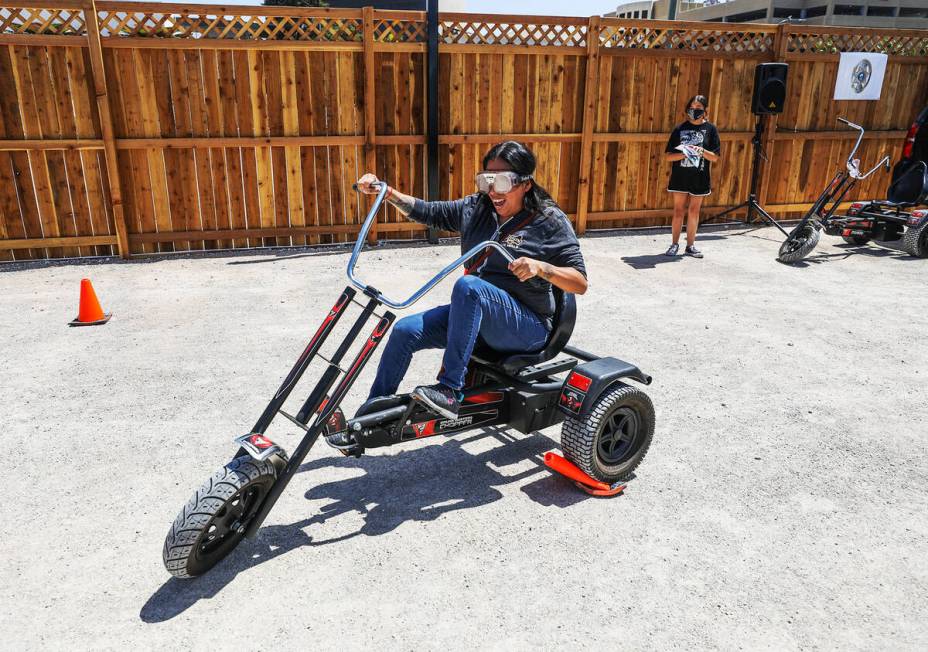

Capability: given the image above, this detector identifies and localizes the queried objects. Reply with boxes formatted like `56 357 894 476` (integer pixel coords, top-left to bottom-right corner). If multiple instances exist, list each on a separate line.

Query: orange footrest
544 452 626 497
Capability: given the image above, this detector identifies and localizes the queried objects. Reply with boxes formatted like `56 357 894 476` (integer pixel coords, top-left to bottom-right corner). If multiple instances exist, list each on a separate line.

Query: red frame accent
463 391 505 404
413 420 438 438
249 434 274 449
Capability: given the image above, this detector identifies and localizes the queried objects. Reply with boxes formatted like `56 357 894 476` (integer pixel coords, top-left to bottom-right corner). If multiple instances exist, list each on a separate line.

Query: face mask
687 108 705 120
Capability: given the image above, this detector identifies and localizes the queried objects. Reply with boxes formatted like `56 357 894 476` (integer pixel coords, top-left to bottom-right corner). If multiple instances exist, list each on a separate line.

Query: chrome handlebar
837 117 891 180
346 181 515 310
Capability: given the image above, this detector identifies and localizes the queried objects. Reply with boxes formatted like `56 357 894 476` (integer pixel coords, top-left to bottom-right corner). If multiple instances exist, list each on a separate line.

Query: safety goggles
475 171 531 194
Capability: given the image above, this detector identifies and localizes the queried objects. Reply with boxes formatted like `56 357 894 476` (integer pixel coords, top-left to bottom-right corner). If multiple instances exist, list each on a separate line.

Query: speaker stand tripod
710 117 789 237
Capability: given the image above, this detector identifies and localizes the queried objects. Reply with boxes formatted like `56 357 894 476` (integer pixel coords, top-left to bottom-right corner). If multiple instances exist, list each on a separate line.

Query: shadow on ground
140 428 591 623
620 254 684 270
785 243 916 267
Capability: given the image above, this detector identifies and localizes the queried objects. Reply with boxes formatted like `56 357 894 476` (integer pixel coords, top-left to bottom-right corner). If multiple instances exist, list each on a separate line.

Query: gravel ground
1 226 926 650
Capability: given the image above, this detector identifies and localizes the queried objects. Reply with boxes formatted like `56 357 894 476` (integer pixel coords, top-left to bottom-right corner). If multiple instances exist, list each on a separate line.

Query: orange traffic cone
69 278 112 327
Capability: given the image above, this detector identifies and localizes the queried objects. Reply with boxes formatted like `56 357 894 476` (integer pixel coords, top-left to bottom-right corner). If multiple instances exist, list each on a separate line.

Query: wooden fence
0 2 926 260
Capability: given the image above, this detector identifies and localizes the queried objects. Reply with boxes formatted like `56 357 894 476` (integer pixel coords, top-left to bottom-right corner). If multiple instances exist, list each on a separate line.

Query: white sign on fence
834 52 888 100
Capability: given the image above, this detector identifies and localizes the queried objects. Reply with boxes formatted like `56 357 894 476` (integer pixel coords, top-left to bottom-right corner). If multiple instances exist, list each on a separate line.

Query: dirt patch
2 227 926 649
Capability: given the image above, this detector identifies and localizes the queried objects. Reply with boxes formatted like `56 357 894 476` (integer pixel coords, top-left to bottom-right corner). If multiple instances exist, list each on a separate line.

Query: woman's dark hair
684 94 709 112
481 140 557 214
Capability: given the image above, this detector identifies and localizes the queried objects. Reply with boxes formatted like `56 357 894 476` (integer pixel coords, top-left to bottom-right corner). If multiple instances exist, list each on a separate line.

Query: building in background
606 0 658 18
608 0 928 27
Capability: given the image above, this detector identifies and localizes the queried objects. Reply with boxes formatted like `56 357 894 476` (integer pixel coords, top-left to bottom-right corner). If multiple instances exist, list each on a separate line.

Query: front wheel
163 455 278 578
560 383 655 485
777 221 821 264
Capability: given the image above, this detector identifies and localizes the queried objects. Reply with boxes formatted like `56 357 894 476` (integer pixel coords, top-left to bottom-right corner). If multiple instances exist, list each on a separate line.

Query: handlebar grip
838 117 863 131
352 181 385 193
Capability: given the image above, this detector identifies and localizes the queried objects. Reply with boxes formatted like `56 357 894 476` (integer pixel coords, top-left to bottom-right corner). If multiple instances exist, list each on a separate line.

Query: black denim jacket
409 194 586 319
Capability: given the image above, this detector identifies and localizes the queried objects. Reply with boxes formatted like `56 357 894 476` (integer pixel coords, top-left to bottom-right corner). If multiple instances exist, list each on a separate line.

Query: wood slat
575 16 600 235
95 2 364 18
0 234 118 249
0 35 88 48
86 0 130 257
101 38 364 53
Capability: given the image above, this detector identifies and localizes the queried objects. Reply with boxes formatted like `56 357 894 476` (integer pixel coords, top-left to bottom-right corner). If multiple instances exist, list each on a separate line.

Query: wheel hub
598 407 639 465
198 485 263 556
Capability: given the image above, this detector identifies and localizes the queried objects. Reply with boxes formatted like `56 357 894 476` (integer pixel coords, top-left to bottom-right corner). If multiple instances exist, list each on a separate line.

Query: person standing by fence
663 94 722 258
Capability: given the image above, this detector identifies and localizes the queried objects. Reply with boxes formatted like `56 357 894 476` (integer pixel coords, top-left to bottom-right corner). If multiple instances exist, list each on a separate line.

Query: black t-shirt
665 121 721 194
408 194 586 319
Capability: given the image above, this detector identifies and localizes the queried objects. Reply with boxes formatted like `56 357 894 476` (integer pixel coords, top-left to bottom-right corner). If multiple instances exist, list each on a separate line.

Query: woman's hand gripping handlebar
346 178 515 311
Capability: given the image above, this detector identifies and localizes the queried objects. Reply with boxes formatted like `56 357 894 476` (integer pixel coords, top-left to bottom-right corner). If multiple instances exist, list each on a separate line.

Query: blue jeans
369 275 550 398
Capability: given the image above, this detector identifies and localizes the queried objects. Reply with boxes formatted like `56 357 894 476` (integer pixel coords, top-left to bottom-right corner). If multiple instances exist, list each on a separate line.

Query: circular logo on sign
851 59 872 94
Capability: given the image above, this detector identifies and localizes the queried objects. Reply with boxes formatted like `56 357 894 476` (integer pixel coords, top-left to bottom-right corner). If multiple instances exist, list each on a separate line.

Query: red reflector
842 229 852 236
913 210 928 218
567 372 592 392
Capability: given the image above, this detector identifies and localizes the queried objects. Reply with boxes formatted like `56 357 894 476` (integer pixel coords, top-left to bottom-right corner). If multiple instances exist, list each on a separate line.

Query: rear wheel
902 221 928 258
163 455 278 579
778 221 821 264
560 383 655 485
842 234 871 246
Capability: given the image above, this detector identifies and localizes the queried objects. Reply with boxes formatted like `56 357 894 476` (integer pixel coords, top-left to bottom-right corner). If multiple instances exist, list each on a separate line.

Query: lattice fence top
599 25 774 52
1 5 925 58
0 6 86 35
786 30 928 57
96 10 364 41
439 20 589 47
373 16 425 43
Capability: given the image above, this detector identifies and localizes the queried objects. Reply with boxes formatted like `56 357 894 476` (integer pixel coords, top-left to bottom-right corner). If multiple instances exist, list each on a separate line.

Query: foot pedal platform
543 452 626 497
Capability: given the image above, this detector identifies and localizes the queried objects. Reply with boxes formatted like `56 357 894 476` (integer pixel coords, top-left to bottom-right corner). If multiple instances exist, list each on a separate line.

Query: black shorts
668 167 711 196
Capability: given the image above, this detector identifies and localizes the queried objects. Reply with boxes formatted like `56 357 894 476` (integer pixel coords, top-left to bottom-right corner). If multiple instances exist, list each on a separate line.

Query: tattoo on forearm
541 263 553 281
387 194 415 216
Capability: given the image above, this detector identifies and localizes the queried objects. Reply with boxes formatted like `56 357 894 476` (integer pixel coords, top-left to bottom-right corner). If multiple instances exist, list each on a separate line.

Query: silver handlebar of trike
346 181 515 310
837 117 890 180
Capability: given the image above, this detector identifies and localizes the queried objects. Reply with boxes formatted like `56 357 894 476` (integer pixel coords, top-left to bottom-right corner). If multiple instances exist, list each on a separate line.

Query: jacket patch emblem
503 233 523 248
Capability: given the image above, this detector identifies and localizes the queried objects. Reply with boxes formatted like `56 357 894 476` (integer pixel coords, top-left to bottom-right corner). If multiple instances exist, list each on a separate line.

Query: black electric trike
777 118 891 263
163 182 655 579
830 106 928 259
777 117 928 263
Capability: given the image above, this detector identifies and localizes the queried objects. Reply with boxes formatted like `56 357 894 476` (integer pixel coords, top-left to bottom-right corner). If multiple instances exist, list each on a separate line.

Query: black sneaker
324 430 357 454
322 407 358 455
411 383 461 419
665 243 680 257
685 245 704 258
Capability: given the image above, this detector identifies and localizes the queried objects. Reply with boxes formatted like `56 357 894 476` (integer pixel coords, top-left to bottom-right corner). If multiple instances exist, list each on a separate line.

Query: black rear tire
163 455 278 579
842 234 871 246
560 383 655 484
902 221 928 258
778 221 821 264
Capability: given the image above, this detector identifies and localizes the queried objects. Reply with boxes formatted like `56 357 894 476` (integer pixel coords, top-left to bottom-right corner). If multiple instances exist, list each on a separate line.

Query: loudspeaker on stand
752 63 788 115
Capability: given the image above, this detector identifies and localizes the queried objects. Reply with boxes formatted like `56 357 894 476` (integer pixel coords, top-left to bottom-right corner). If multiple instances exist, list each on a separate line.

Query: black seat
470 287 577 376
886 160 928 206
